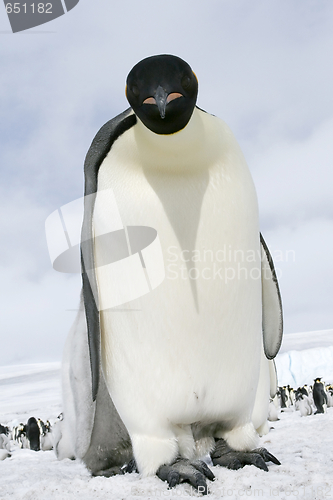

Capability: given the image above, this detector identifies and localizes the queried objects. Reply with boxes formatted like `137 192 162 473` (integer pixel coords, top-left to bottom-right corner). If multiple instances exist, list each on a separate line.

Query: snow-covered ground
0 361 332 500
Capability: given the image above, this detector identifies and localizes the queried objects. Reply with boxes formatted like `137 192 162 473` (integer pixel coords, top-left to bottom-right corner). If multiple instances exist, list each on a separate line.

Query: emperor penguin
313 378 327 414
295 393 313 417
326 385 333 407
26 417 40 451
0 436 11 461
55 55 283 494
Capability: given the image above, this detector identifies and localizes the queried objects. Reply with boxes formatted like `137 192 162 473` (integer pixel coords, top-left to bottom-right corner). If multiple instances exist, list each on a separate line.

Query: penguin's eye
181 75 191 90
166 92 183 103
132 85 140 97
143 97 156 105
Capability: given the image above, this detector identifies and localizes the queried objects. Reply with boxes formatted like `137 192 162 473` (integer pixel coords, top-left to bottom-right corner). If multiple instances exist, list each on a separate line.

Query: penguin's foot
251 447 281 467
211 439 280 472
121 458 138 474
157 458 215 495
92 465 125 477
91 458 138 477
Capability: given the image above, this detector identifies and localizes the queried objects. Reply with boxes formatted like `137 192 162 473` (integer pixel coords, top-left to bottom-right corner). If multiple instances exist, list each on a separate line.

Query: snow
0 361 333 499
0 362 61 423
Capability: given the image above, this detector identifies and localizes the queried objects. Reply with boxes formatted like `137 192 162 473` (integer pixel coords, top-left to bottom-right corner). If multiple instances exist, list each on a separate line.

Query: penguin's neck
133 107 217 173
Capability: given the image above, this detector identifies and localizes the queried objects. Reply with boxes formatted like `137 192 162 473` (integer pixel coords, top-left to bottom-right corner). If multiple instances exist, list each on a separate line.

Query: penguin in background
307 386 314 406
26 417 40 451
267 399 279 421
55 55 283 493
325 385 333 407
0 433 11 461
287 386 295 406
284 386 291 407
295 392 312 417
297 386 308 397
278 386 288 408
303 384 310 396
313 378 327 414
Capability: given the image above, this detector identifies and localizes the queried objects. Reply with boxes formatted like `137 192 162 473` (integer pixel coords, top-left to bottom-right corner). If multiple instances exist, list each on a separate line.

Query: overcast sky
1 0 332 365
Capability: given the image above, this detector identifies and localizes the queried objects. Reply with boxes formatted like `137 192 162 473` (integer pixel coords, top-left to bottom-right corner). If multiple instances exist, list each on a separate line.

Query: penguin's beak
142 87 183 120
154 85 168 119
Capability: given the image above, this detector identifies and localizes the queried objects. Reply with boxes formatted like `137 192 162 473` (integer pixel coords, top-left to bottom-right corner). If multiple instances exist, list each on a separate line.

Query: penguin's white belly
93 113 262 436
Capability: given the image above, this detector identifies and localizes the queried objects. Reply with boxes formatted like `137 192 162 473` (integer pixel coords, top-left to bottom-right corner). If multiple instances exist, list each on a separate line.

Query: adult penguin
26 417 40 451
55 55 282 494
313 378 327 414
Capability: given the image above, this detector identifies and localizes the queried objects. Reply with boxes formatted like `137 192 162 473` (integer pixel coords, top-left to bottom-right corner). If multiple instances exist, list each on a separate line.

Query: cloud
0 267 81 365
0 191 81 365
263 218 333 334
252 117 333 228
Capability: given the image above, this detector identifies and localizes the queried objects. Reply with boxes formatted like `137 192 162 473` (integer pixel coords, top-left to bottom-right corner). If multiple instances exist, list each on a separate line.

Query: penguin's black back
26 417 40 451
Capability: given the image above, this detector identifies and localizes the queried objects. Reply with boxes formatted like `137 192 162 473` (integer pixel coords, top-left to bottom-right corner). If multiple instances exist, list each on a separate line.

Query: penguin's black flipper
157 459 215 495
81 108 137 401
260 234 283 360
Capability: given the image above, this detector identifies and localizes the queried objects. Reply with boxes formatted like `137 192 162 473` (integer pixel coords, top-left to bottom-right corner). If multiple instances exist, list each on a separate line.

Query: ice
276 329 333 387
279 329 333 353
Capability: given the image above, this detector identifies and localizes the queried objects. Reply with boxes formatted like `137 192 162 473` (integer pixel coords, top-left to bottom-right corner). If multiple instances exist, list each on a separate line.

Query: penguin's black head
126 54 198 135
